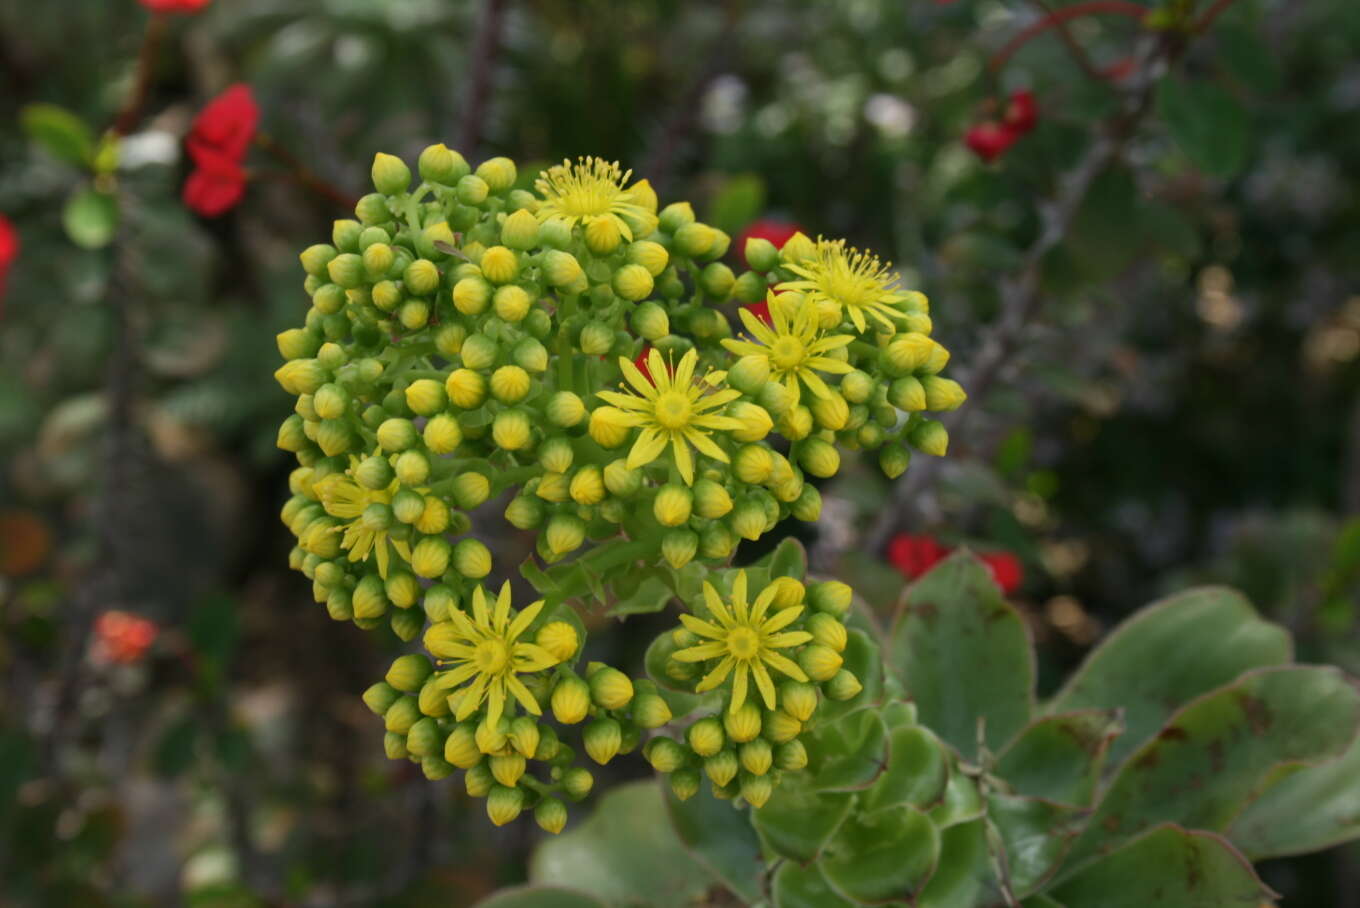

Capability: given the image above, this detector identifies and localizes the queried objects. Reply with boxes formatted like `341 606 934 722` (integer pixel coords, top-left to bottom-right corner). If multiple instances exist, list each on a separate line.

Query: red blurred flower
1003 90 1038 134
965 122 1019 163
183 148 247 216
139 0 212 13
981 551 1024 595
735 218 802 261
93 610 159 665
887 534 950 579
187 84 258 164
742 298 772 326
0 214 17 311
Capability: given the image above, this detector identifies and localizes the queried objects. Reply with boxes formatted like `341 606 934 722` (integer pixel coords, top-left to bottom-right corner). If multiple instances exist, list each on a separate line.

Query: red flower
887 534 950 579
0 214 17 310
1003 90 1038 134
742 298 772 326
183 148 247 217
965 122 1019 163
187 84 258 164
139 0 212 13
183 84 257 217
981 551 1024 595
735 219 802 260
93 610 159 665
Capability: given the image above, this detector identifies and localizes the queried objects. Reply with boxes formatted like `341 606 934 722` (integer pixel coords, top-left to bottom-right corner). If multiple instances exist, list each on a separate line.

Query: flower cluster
91 610 159 665
273 148 961 829
643 572 857 806
965 89 1039 163
183 84 257 217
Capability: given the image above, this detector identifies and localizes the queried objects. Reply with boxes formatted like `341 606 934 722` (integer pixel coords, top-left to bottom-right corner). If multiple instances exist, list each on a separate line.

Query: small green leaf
1215 24 1280 95
21 103 95 166
1046 586 1290 768
807 707 888 791
988 793 1087 895
753 772 853 862
1156 76 1250 178
862 723 950 812
664 784 763 903
1228 715 1360 858
62 188 118 250
771 861 857 908
768 537 808 581
996 710 1122 806
473 887 608 908
1052 825 1270 907
607 574 674 616
1068 665 1360 866
820 803 941 904
529 781 718 907
888 551 1035 761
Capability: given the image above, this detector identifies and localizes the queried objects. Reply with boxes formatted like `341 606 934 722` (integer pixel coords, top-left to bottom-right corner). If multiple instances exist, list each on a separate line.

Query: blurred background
1 0 1358 904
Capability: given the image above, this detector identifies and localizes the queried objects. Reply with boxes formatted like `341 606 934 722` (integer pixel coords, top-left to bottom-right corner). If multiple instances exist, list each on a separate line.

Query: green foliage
1156 75 1251 178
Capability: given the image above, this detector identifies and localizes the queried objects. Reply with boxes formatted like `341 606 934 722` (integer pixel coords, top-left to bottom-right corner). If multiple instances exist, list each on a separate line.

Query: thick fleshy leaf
768 536 808 581
807 707 889 791
987 793 1086 896
1046 587 1290 768
1052 826 1270 907
820 803 940 904
771 861 857 908
888 552 1034 761
473 887 607 908
1228 711 1360 858
928 769 983 830
608 573 675 616
996 711 1122 806
753 772 853 862
818 628 884 722
529 781 720 907
664 783 763 903
861 723 950 812
918 820 995 908
1068 665 1360 866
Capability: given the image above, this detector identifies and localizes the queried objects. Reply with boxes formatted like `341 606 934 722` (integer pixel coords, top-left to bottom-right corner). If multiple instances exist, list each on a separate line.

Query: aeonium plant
273 149 964 831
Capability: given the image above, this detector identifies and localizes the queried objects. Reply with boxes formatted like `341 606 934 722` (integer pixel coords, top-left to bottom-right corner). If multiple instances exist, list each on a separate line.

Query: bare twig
1028 0 1104 81
990 1 1148 73
863 36 1166 555
459 0 509 155
255 132 358 211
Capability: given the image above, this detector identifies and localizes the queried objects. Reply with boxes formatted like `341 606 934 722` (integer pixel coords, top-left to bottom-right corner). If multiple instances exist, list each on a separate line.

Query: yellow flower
425 582 561 728
534 157 656 242
596 348 742 485
721 293 853 405
781 238 910 334
673 571 813 713
312 457 412 579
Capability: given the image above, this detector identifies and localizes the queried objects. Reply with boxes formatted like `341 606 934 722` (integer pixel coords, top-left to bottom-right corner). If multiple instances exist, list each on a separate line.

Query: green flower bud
799 644 843 682
501 208 540 249
538 217 573 249
485 365 530 405
730 501 767 542
704 749 739 788
377 418 418 452
699 523 737 560
402 378 446 417
505 495 544 529
417 143 459 183
670 768 701 802
276 328 321 362
588 666 634 710
627 240 669 277
300 243 338 278
460 333 499 370
889 376 927 412
546 391 587 427
740 772 773 808
417 677 451 716
406 717 442 757
788 484 820 522
465 762 495 797
421 755 455 780
755 380 792 417
275 359 328 395
536 437 572 474
362 681 402 716
809 392 849 431
542 249 584 287
411 536 451 579
806 612 848 653
723 701 762 743
775 739 809 771
333 218 363 251
475 156 516 193
699 262 734 299
763 709 801 743
353 574 390 620
508 338 546 374
879 443 911 478
922 375 966 411
418 415 460 456
480 245 519 284
633 692 673 729
909 419 949 457
488 285 530 323
392 488 426 524
585 216 623 253
490 752 526 787
535 797 568 835
453 276 492 314
386 653 433 692
579 321 615 356
687 479 731 520
446 369 487 409
599 460 638 497
371 152 411 195
561 766 594 801
475 715 510 753
807 582 851 618
383 695 420 734
584 718 622 765
740 738 773 776
611 263 653 302
546 513 587 556
404 259 440 296
779 405 813 441
486 785 524 826
424 585 457 623
653 484 694 527
672 222 715 258
315 419 353 457
451 538 491 579
443 723 481 768
728 401 773 443
826 669 864 701
687 717 725 757
884 333 934 374
644 736 687 773
743 237 779 272
569 465 606 505
658 201 695 233
796 438 841 478
492 408 533 451
922 340 951 374
630 301 669 340
277 414 308 452
394 448 430 485
361 242 394 280
661 529 698 569
384 731 408 760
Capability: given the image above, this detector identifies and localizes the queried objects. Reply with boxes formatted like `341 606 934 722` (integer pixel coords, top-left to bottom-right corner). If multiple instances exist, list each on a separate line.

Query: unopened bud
646 736 687 773
884 333 934 374
724 701 762 743
796 438 840 478
826 669 864 701
909 419 949 457
501 208 540 249
763 709 801 743
406 717 442 757
412 537 451 579
569 465 606 505
632 692 673 729
371 152 411 195
627 240 669 276
780 231 816 263
775 739 809 771
363 682 401 716
740 773 773 808
444 723 482 768
561 766 594 801
542 249 584 287
465 763 495 797
492 408 533 451
740 738 773 776
799 644 843 681
546 514 587 556
670 768 701 801
547 391 587 427
386 653 433 692
588 667 634 710
687 717 725 757
383 696 420 734
536 621 579 663
661 529 699 569
535 797 568 835
404 379 447 416
705 750 739 787
807 612 848 652
880 443 911 479
584 718 622 764
551 674 591 724
588 406 631 448
653 484 694 527
922 375 966 411
486 785 524 826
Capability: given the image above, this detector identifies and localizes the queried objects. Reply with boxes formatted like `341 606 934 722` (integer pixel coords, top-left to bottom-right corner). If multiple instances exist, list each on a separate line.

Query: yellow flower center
654 390 693 429
727 626 761 660
770 336 806 370
474 639 510 673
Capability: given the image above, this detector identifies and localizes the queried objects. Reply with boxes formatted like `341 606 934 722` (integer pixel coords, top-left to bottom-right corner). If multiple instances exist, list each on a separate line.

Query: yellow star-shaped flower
780 237 910 334
721 293 854 405
534 157 657 241
312 456 412 579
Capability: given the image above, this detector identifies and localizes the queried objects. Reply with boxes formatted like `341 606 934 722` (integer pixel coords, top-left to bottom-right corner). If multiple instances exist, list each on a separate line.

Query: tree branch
459 0 509 155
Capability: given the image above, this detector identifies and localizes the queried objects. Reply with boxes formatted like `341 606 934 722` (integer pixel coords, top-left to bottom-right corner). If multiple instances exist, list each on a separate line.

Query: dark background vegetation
1 0 1357 904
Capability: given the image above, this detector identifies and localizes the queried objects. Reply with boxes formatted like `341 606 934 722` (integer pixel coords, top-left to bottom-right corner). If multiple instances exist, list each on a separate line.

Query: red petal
183 154 247 217
981 552 1024 594
886 534 950 579
187 84 259 164
964 122 1019 163
1003 90 1038 134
